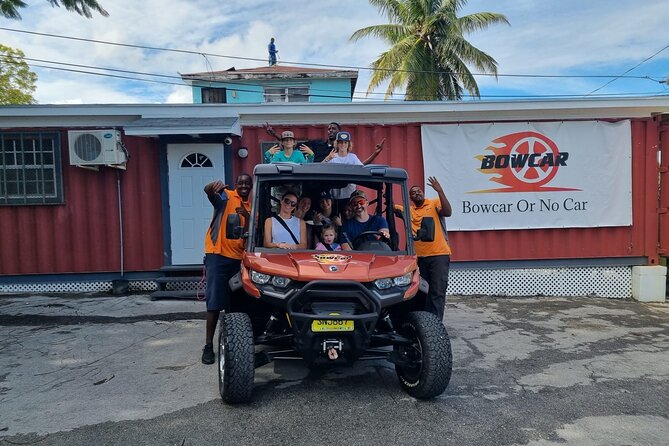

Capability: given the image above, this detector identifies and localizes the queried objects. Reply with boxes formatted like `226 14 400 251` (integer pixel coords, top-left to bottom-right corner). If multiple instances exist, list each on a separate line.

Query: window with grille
202 87 227 104
264 87 309 103
0 132 64 205
180 153 213 168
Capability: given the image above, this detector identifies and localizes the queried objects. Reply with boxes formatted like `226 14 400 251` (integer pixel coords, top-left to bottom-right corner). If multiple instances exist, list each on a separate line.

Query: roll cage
246 163 414 254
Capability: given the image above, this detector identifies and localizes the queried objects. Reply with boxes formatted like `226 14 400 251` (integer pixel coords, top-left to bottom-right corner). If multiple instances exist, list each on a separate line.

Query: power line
9 54 668 101
586 42 669 95
4 54 667 101
0 55 378 100
21 63 669 100
1 26 664 81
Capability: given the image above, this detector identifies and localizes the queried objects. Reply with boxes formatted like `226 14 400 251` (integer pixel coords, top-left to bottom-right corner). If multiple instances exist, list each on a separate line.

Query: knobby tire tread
220 312 255 403
397 311 453 399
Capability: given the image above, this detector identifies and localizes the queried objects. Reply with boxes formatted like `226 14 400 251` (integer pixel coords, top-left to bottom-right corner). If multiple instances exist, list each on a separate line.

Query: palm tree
0 0 108 20
351 0 508 101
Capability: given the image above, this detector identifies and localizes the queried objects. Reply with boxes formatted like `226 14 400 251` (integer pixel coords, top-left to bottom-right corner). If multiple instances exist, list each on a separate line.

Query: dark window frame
0 132 64 206
201 87 227 104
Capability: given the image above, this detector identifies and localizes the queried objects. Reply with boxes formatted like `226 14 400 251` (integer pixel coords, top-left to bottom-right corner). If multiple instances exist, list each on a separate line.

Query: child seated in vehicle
314 224 341 251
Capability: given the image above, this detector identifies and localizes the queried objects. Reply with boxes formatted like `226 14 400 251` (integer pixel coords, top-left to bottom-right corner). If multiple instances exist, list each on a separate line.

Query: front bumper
282 281 385 359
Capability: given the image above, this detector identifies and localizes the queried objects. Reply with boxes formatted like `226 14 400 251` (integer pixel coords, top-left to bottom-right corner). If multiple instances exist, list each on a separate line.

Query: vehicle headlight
374 273 413 290
393 272 412 287
271 276 292 288
374 278 393 290
250 270 270 285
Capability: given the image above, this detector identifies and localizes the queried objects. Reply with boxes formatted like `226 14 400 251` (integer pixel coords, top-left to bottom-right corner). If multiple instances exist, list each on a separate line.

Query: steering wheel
352 231 391 251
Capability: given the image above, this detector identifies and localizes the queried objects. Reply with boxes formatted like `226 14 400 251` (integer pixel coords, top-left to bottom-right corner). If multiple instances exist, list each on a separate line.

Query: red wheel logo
473 131 578 193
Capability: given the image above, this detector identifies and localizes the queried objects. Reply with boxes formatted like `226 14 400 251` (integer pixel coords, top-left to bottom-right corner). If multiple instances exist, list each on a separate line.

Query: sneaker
201 344 215 364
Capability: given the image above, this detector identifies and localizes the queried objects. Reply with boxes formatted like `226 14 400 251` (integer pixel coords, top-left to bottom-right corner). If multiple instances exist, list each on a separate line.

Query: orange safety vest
204 189 249 259
398 198 451 257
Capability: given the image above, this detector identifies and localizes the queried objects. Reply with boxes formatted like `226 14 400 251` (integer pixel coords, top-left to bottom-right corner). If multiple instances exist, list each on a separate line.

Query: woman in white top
323 131 363 208
263 191 307 249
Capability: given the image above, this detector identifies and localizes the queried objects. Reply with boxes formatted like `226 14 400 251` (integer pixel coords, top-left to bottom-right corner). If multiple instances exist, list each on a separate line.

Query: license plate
311 319 354 332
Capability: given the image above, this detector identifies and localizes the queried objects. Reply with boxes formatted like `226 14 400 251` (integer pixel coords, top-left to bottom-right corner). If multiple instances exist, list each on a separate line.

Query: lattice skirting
0 266 632 298
448 266 631 298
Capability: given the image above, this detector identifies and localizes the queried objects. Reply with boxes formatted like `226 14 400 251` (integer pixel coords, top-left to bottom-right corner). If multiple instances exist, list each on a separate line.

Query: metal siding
0 133 163 275
237 120 657 263
121 136 164 271
660 122 669 257
2 118 659 277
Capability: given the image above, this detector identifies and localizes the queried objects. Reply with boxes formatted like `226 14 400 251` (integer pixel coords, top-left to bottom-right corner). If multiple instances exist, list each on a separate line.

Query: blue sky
1 0 668 104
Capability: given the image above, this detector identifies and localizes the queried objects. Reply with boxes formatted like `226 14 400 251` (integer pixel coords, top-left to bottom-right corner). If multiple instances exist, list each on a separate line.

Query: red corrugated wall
238 119 660 264
0 132 163 275
659 120 669 258
1 118 659 277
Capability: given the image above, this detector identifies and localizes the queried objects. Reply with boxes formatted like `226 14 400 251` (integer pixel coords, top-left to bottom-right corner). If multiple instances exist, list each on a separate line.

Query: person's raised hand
299 144 314 157
374 138 386 154
427 176 444 193
264 122 278 138
323 148 337 162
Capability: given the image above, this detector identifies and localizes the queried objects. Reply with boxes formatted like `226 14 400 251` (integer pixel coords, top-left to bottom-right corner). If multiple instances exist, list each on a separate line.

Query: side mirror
226 214 243 239
415 217 435 242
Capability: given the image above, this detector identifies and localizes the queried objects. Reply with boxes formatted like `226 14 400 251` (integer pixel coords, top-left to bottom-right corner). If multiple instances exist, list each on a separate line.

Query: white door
167 144 224 265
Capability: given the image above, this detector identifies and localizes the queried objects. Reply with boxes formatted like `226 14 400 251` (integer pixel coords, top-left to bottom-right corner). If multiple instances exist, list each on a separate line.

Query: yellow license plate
311 320 354 332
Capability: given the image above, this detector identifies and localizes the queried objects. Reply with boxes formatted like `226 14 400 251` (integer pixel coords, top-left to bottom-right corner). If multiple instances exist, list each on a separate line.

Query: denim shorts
204 254 241 312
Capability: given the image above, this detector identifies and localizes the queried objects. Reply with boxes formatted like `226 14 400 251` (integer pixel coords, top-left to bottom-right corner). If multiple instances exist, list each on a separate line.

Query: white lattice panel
0 267 632 297
448 266 632 298
0 280 158 294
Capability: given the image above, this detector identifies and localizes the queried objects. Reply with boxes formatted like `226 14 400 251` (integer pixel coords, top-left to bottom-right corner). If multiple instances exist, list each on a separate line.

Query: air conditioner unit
68 130 127 166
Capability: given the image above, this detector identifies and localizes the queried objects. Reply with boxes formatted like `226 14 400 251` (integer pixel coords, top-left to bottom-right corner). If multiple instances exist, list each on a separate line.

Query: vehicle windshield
249 177 411 254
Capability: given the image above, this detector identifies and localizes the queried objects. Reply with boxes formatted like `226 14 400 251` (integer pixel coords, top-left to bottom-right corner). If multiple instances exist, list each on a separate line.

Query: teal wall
191 78 353 104
309 78 352 103
225 82 264 103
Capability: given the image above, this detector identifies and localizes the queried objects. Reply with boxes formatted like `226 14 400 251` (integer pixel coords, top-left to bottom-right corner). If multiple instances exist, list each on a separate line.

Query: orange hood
242 252 417 283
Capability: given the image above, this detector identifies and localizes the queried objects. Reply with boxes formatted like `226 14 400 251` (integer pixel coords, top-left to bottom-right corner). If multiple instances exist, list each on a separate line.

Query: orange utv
220 163 452 403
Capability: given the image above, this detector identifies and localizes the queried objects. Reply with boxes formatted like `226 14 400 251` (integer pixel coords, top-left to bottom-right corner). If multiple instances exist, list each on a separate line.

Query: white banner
421 121 632 231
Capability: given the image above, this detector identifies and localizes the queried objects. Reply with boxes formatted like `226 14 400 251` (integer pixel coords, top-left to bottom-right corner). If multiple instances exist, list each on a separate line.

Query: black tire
394 311 452 399
218 312 255 404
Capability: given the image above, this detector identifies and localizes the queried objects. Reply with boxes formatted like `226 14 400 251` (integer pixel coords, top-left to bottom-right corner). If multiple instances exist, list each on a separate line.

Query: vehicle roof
252 163 408 180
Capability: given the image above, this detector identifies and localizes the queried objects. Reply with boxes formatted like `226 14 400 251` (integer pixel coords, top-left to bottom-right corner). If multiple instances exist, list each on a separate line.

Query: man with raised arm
407 176 453 323
200 174 252 364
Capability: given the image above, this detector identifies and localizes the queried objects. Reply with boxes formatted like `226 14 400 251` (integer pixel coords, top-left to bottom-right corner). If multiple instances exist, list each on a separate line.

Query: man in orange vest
407 176 452 322
201 173 252 364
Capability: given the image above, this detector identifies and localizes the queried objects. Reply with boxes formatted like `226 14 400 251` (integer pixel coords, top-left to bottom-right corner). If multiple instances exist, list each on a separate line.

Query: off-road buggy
220 163 452 403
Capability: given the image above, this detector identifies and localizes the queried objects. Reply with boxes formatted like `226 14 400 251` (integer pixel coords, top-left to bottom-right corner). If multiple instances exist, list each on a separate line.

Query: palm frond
50 0 108 18
354 0 507 101
457 12 509 33
350 24 409 43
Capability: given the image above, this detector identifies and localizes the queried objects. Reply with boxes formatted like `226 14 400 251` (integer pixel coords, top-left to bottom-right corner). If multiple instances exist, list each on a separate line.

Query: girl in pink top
315 224 341 251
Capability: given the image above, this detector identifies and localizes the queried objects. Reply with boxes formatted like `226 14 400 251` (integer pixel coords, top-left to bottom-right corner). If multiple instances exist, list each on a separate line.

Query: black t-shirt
303 139 334 163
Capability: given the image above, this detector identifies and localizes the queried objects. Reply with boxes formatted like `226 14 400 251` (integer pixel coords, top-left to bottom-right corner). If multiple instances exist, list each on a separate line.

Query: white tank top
272 215 301 244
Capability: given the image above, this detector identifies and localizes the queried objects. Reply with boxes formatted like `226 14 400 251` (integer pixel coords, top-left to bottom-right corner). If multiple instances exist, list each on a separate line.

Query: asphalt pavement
0 293 667 446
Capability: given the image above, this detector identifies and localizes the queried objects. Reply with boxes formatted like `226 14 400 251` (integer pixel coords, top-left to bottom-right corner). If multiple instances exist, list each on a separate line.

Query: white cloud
2 0 668 103
165 87 193 104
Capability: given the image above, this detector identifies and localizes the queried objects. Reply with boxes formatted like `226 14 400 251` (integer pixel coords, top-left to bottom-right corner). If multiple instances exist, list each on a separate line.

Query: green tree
0 0 108 20
351 0 508 100
0 44 37 104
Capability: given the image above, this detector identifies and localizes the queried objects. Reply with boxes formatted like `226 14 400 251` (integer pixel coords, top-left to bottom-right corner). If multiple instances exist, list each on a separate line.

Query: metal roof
180 65 358 81
123 117 240 136
253 162 408 180
1 97 668 129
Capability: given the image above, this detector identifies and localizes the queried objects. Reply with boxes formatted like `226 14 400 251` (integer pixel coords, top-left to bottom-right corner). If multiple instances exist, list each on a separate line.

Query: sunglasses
352 199 367 207
282 198 297 207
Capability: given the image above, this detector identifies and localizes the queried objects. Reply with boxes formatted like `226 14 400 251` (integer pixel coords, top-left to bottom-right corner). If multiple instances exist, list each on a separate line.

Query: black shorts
204 253 241 312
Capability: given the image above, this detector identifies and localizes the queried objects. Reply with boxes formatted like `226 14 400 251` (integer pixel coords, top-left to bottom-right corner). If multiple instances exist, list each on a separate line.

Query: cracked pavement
0 294 667 445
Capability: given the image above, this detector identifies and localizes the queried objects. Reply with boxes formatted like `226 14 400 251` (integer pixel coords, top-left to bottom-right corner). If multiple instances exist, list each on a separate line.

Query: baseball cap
320 190 332 200
281 130 295 140
350 190 367 202
336 131 351 142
